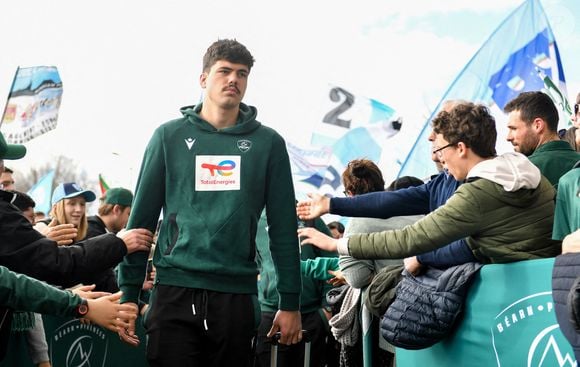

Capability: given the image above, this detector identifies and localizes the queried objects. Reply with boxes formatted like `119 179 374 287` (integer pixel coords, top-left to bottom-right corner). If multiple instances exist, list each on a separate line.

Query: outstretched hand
296 193 330 220
298 227 338 253
43 219 78 246
327 269 347 286
117 228 154 254
85 292 137 334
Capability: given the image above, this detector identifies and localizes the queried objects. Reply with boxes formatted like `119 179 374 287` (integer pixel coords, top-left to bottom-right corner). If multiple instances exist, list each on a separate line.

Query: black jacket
552 253 580 361
0 190 127 287
0 190 128 361
85 215 120 293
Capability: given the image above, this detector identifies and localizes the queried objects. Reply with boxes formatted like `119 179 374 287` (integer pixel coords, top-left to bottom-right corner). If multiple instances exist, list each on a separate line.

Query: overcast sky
2 0 579 191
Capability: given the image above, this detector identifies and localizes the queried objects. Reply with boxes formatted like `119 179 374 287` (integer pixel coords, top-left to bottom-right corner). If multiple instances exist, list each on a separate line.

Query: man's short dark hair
432 102 497 158
327 221 345 235
503 91 559 132
202 39 255 72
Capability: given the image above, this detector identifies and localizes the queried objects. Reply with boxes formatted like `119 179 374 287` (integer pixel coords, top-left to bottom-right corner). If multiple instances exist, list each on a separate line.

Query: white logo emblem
237 139 252 153
185 138 196 150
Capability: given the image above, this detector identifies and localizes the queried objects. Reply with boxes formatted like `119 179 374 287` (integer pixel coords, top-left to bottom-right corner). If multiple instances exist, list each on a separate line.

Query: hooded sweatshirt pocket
164 213 179 255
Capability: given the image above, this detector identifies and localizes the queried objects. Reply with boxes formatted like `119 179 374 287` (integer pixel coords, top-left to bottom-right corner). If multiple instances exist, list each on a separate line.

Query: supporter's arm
329 183 431 219
301 257 339 281
0 203 134 288
345 188 479 260
416 239 477 268
338 255 376 289
0 265 135 333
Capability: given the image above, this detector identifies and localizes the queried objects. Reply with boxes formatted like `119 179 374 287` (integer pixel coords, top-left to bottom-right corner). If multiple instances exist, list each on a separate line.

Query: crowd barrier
1 315 148 366
396 258 576 366
1 258 576 366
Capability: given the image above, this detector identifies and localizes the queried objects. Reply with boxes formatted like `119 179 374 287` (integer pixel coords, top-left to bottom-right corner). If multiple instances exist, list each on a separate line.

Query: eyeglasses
432 143 456 159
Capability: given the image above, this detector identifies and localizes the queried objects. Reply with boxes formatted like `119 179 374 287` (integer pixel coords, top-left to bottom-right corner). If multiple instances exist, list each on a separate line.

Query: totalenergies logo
201 160 236 176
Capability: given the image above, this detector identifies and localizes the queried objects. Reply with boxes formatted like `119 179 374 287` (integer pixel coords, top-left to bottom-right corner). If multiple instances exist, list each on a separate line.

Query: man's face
112 206 131 233
330 228 343 239
573 95 580 128
0 170 14 191
22 207 35 224
434 133 465 180
200 60 249 110
506 110 539 156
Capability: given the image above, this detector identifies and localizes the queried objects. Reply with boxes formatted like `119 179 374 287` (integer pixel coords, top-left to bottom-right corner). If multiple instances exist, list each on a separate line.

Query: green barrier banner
397 258 576 367
2 316 147 366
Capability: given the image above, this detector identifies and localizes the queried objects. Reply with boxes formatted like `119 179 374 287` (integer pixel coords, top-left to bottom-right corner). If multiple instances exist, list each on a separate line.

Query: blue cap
51 182 96 206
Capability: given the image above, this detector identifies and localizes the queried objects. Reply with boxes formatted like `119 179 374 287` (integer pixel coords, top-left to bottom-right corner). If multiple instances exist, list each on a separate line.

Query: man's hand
267 310 302 345
117 229 154 254
562 229 580 254
84 292 137 334
71 284 111 299
296 193 330 220
327 269 347 286
298 227 338 252
42 219 78 246
116 301 140 347
403 256 423 276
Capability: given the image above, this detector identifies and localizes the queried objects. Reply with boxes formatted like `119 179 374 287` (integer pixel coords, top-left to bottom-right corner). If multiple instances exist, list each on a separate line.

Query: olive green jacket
347 153 560 264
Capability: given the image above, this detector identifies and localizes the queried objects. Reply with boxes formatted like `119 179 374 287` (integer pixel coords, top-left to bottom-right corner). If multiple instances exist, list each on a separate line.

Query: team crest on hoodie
237 139 252 153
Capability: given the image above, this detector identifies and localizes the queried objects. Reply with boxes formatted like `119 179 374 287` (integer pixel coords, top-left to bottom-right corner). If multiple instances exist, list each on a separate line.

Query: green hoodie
118 103 301 310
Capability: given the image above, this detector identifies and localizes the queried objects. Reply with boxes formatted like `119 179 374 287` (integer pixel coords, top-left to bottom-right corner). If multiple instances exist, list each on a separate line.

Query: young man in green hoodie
117 39 302 366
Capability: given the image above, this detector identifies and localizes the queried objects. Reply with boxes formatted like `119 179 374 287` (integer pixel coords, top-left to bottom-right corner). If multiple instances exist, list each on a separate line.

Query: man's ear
112 204 122 215
199 72 207 88
532 117 545 134
456 142 468 158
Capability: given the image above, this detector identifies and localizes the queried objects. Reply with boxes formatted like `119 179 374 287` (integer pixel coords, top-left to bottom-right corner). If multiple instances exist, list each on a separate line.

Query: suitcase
269 330 312 367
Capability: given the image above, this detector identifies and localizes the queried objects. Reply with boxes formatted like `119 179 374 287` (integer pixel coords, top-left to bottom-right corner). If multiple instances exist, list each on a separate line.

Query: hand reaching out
298 227 338 253
42 219 78 246
296 193 330 220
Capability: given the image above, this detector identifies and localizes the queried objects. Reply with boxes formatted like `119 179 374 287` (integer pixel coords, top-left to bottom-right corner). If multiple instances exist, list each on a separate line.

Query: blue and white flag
398 0 568 179
1 66 63 144
311 85 402 198
27 170 55 215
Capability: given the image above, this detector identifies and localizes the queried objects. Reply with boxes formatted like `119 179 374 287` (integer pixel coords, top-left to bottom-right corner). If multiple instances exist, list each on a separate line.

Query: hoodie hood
467 152 541 192
180 102 261 135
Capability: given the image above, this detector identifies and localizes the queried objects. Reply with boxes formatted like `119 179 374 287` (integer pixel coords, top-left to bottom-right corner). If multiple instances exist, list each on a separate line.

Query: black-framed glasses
432 143 456 159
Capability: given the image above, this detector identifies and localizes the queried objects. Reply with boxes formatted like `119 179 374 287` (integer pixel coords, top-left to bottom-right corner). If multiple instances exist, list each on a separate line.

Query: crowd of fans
0 38 579 367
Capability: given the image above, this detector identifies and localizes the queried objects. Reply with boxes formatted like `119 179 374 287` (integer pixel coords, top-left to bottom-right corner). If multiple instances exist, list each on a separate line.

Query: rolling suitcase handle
269 330 312 367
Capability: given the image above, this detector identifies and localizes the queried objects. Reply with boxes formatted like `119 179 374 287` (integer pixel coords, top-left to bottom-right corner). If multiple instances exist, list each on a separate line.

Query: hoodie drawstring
191 289 209 331
202 289 208 331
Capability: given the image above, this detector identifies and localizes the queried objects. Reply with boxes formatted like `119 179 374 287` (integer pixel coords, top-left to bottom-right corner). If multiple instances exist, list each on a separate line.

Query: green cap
103 187 133 207
0 132 26 160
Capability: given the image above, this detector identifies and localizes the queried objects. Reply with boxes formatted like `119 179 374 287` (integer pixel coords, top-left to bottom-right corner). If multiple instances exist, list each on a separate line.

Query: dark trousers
255 310 328 367
145 284 259 367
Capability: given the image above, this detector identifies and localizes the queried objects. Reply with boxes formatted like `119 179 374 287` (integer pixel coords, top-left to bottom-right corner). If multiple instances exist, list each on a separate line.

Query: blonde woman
36 183 96 245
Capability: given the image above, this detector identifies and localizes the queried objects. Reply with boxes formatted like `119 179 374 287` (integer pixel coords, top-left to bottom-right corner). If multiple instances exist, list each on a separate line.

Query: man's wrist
75 299 89 318
337 237 349 255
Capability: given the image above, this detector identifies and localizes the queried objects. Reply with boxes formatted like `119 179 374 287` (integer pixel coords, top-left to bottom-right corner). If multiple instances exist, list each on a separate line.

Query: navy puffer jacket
381 262 482 350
